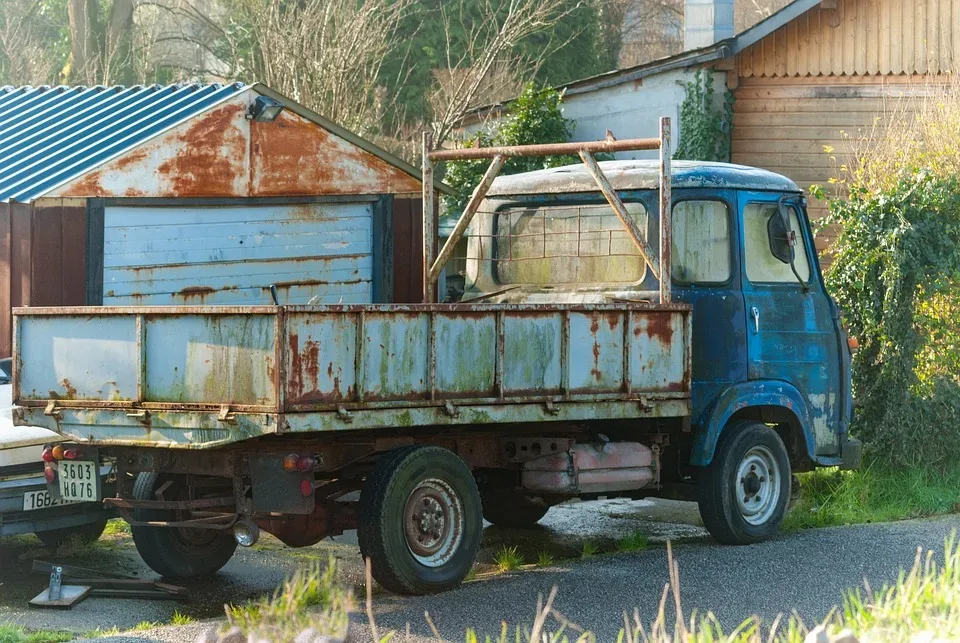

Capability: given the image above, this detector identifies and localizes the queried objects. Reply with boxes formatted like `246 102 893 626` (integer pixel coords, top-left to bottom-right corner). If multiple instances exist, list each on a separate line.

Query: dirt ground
0 498 705 638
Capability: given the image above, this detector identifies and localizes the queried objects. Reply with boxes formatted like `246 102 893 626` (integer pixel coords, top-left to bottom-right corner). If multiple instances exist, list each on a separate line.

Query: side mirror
767 200 796 265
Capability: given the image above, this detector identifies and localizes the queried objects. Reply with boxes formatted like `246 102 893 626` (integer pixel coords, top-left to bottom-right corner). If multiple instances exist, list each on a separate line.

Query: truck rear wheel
130 473 237 579
358 446 482 595
481 492 549 527
697 421 791 545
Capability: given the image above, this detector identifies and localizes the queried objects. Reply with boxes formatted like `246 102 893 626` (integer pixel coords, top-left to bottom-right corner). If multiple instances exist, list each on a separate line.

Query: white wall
461 67 728 161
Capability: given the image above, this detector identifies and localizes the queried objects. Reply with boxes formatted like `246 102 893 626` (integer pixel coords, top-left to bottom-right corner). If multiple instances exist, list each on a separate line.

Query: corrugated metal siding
738 0 960 77
102 203 373 305
0 84 248 203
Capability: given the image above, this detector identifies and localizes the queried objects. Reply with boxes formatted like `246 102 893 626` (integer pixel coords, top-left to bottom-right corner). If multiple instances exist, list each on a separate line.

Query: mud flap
840 437 862 471
249 455 314 514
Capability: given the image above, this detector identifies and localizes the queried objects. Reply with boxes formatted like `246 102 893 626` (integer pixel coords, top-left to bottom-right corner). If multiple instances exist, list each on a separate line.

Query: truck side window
494 202 648 285
744 203 811 283
671 200 731 284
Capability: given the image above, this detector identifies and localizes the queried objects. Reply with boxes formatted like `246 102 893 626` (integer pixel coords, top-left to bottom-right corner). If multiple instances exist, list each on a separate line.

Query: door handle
751 306 760 333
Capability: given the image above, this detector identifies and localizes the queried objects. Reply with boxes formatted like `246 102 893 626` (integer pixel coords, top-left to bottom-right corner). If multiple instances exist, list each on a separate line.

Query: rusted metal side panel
14 304 691 447
49 97 251 198
46 91 424 199
250 111 422 196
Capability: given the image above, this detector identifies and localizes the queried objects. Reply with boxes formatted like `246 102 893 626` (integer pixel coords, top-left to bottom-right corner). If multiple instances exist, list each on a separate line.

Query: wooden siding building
461 0 955 253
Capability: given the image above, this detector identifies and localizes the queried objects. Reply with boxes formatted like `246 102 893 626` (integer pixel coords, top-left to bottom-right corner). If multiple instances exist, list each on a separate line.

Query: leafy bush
443 83 578 216
816 79 960 468
674 69 734 162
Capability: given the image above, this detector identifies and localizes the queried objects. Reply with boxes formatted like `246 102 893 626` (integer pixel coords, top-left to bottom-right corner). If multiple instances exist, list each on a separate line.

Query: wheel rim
403 478 464 568
735 445 781 526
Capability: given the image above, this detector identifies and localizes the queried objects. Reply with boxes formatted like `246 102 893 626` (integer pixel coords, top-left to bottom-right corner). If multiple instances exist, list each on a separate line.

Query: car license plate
22 489 78 511
58 461 99 502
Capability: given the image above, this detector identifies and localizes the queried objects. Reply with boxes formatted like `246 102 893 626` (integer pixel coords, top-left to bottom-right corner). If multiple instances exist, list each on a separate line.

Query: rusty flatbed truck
12 117 860 595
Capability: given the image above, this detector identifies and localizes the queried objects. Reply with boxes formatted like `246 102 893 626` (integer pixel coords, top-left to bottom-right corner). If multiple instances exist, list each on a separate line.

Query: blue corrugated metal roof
0 83 248 203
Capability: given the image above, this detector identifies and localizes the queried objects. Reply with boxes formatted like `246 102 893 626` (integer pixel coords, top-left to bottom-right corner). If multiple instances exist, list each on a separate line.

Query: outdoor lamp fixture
247 95 285 122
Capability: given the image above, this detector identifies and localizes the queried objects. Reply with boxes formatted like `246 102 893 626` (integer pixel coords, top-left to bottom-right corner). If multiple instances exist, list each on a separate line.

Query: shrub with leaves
674 69 734 163
443 83 578 216
814 171 960 468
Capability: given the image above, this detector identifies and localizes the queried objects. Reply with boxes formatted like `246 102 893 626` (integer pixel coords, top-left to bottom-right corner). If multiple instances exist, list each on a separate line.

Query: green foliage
169 611 195 626
784 465 960 530
536 550 555 566
226 559 352 641
616 531 649 553
580 540 597 558
814 170 960 468
494 545 525 571
674 69 734 163
0 625 72 643
443 83 577 215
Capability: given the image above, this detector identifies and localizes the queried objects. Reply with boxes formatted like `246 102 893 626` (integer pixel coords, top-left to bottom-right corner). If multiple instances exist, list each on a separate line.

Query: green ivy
674 69 734 163
813 172 960 468
442 83 579 215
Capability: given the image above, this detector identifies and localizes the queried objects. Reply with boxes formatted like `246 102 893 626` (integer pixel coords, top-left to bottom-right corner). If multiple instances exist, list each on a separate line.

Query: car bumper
0 465 116 536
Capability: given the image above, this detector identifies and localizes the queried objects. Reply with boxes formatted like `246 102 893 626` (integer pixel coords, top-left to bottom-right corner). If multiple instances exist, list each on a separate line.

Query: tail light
300 479 314 497
282 454 316 472
848 336 860 350
41 446 54 463
43 465 56 484
62 448 83 460
51 445 65 460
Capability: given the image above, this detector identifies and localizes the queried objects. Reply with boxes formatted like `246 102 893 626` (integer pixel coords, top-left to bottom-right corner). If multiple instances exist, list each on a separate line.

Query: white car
0 360 113 546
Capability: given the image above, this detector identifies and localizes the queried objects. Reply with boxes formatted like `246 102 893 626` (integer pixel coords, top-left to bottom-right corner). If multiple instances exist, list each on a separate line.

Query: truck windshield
493 202 648 285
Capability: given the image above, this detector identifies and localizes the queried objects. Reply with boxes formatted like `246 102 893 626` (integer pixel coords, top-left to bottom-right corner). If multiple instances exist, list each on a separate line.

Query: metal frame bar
420 123 673 303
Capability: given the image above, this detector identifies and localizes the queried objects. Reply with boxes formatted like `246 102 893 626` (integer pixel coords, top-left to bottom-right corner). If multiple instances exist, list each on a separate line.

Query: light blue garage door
102 202 374 305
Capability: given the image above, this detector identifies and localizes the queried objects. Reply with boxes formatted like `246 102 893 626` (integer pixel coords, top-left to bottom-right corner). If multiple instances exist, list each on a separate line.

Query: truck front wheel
358 446 482 595
697 421 791 545
130 473 237 579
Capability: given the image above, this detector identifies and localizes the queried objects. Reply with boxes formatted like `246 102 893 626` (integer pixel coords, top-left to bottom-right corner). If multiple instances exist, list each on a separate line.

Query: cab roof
485 159 801 197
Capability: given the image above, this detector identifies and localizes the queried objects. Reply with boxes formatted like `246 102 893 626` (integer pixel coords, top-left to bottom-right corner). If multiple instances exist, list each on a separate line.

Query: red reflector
43 465 56 483
41 447 54 463
300 479 313 497
282 454 298 472
296 456 315 472
63 449 82 460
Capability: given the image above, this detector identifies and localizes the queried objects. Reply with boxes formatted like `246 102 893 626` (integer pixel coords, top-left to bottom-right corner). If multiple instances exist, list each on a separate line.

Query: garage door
102 202 373 305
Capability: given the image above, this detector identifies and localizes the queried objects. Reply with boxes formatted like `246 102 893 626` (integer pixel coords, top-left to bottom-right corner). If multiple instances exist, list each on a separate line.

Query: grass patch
103 519 130 537
170 611 194 626
617 531 649 553
784 464 960 530
226 558 351 641
580 540 598 558
493 545 524 572
131 621 159 632
0 624 72 643
536 550 554 567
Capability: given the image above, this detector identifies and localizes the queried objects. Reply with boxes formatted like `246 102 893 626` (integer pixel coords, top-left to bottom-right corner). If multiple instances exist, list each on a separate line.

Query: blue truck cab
470 159 860 543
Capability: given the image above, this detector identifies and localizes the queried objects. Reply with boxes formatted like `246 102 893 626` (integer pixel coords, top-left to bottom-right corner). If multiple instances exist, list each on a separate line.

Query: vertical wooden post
659 117 672 304
421 132 435 304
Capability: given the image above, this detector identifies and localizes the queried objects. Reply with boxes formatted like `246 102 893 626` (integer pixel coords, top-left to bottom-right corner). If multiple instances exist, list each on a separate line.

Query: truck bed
13 303 691 449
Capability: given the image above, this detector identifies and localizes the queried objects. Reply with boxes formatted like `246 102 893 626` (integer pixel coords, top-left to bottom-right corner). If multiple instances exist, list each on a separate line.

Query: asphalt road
3 503 959 642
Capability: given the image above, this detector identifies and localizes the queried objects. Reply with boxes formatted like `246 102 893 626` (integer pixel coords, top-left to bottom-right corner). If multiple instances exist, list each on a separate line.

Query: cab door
738 192 842 456
669 190 747 425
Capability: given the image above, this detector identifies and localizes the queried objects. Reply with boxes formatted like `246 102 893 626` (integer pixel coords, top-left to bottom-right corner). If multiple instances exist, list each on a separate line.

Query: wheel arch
691 381 816 469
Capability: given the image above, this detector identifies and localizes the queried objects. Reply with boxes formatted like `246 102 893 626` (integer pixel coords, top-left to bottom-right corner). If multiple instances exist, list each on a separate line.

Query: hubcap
735 446 781 526
403 478 464 567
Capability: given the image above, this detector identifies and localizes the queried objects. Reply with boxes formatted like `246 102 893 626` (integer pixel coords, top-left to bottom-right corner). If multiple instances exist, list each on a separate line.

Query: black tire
130 472 237 579
358 446 482 595
697 421 791 545
481 492 549 527
35 516 108 548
